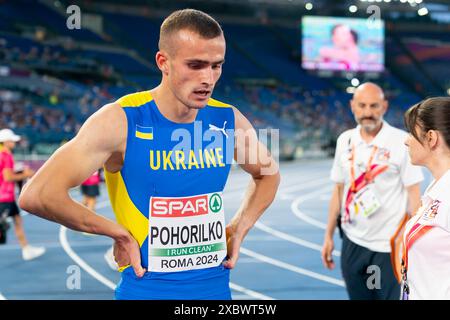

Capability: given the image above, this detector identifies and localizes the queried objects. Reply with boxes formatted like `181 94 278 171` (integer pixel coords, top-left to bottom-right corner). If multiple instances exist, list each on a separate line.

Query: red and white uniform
0 147 15 203
404 169 450 300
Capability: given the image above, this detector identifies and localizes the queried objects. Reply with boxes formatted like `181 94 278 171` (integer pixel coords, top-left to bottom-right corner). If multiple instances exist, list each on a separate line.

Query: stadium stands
1 0 448 160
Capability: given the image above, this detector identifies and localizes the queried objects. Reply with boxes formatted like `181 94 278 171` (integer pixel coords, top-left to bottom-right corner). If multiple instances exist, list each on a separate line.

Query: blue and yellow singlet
105 91 235 300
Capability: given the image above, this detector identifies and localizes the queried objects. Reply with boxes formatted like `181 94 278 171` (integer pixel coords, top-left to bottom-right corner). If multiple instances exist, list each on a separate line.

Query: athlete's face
351 87 387 133
162 30 225 109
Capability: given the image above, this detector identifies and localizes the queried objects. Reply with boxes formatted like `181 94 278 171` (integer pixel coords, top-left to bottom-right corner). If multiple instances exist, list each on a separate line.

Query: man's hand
23 167 35 178
223 223 243 269
113 233 146 277
321 236 335 270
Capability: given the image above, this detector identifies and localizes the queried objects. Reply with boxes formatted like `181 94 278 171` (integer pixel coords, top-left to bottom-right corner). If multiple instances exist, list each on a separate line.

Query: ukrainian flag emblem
135 125 153 140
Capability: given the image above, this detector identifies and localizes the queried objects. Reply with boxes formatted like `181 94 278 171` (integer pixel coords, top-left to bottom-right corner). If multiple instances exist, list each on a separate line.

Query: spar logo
209 193 222 213
151 195 210 217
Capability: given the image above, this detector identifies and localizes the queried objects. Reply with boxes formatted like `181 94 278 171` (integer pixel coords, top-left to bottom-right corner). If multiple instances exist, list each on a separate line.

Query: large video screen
302 16 384 72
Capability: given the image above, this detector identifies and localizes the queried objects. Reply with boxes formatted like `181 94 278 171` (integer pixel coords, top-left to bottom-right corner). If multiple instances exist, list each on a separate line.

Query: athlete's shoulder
207 97 235 109
116 90 153 108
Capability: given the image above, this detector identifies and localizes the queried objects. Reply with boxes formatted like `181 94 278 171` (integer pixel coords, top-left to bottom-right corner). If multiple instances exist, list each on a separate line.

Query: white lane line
240 247 345 287
0 292 6 300
0 240 112 251
223 178 341 256
291 186 331 230
60 206 273 300
229 283 274 300
254 222 341 257
59 226 116 290
223 175 328 201
279 176 330 194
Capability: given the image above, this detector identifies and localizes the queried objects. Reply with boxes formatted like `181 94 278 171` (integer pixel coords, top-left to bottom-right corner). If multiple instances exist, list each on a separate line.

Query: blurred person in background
0 128 45 260
321 83 423 300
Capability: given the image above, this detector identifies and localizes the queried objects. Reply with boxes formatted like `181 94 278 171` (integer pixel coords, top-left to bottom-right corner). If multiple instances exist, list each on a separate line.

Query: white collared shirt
331 121 424 252
405 169 450 300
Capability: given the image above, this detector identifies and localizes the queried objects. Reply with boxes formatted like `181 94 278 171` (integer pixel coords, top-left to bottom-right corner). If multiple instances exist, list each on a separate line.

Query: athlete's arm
406 183 421 216
321 183 344 270
19 103 145 277
223 107 280 269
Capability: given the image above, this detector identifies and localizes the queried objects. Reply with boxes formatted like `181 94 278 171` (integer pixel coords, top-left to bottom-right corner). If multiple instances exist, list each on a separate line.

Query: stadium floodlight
305 2 313 10
416 0 423 3
384 0 391 3
346 86 356 94
351 78 360 87
349 5 358 13
447 88 450 96
418 7 429 15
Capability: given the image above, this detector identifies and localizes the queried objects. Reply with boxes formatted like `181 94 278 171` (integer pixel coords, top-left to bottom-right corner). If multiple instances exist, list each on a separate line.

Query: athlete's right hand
113 233 146 277
321 237 335 270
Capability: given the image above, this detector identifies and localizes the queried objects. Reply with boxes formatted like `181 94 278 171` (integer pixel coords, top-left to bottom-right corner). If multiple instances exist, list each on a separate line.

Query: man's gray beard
361 122 378 133
357 117 383 134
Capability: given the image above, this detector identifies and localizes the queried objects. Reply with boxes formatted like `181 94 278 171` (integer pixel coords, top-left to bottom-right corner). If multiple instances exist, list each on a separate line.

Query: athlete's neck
359 122 383 144
150 85 199 124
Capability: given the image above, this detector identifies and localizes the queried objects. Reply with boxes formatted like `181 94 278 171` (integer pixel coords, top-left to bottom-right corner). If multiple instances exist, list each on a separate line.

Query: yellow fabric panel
116 91 153 108
104 169 148 247
207 98 233 108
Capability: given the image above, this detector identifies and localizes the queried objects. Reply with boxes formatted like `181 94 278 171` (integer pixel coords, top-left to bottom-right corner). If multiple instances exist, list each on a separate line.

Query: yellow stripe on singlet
207 98 234 108
104 169 148 247
116 91 153 108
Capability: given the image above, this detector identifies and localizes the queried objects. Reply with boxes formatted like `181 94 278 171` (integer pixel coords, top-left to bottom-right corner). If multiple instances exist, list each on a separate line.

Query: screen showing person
302 16 384 72
319 24 360 70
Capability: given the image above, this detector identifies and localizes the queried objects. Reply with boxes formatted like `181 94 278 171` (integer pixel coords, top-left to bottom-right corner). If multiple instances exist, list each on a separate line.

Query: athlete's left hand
113 232 146 277
223 223 242 269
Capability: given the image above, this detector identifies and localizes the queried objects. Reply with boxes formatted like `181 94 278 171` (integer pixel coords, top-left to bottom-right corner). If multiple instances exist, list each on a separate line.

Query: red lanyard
401 206 434 280
350 144 378 192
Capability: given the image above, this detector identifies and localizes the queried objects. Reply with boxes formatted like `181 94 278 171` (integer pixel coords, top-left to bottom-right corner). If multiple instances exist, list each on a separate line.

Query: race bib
353 185 381 218
148 192 227 272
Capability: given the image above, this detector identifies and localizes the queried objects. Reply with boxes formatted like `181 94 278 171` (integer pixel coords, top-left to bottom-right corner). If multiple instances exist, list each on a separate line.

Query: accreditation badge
353 185 381 218
147 192 227 272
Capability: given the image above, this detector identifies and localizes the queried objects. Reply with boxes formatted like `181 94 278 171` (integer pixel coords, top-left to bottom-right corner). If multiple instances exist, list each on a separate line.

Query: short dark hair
404 97 450 147
159 9 223 51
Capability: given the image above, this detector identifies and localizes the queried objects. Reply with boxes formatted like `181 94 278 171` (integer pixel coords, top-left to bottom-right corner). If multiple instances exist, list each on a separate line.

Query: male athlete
19 9 280 299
